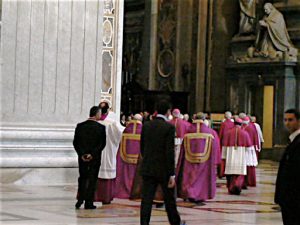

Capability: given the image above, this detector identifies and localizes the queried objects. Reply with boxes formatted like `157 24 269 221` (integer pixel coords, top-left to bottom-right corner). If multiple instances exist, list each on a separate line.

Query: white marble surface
1 168 78 185
1 0 123 168
0 125 76 167
0 160 282 225
1 0 105 123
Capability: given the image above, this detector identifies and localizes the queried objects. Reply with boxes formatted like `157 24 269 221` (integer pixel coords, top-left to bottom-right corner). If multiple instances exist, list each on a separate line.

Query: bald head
133 113 143 122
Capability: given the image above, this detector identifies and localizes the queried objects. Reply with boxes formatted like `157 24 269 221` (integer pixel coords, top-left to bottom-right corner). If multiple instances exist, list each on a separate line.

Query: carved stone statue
238 0 257 35
253 3 298 60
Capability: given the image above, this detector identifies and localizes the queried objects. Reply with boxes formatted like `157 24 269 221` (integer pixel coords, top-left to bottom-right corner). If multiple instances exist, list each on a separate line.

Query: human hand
168 176 176 188
259 20 267 27
81 154 93 162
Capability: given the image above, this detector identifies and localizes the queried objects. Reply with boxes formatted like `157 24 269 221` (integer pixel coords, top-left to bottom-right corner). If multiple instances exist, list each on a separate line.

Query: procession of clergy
92 99 264 205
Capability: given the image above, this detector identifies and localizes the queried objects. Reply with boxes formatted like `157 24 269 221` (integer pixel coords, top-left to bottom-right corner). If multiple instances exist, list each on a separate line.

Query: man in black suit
73 106 106 209
275 109 300 225
140 100 183 225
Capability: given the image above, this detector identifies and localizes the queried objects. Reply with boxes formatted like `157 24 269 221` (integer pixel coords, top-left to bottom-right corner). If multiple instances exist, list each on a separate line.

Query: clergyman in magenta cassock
178 119 219 202
169 109 191 168
218 112 235 178
242 116 259 187
222 118 252 195
115 115 143 199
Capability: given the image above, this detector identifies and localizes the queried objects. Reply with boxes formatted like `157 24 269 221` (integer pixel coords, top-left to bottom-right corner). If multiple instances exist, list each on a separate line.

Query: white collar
156 114 168 121
289 128 300 142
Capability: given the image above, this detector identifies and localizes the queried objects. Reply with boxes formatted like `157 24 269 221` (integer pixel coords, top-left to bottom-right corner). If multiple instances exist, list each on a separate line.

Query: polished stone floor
0 160 282 225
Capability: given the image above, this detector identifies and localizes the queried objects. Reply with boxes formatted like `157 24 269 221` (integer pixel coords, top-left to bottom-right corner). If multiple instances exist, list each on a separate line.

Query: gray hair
239 112 247 119
225 111 232 119
196 112 206 120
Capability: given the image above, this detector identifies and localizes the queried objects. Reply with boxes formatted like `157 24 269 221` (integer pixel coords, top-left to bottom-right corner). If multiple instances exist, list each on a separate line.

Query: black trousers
78 158 100 204
281 204 300 225
140 176 181 225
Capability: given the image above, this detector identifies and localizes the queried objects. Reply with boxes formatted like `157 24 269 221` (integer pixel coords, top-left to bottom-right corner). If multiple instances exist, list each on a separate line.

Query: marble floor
0 160 282 225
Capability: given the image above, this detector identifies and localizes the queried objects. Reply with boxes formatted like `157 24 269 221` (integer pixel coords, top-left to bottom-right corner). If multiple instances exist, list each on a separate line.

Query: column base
0 124 77 168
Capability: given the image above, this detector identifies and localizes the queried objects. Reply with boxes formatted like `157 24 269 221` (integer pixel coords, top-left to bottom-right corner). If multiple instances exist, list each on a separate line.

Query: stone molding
0 125 77 168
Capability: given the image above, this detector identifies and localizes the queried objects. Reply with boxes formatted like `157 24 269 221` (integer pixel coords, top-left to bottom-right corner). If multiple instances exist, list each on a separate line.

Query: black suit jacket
73 120 106 160
275 133 300 208
140 117 175 179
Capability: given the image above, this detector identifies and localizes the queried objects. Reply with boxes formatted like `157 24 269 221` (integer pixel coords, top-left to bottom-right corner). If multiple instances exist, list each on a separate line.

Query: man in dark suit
275 109 300 225
140 100 183 225
73 106 106 209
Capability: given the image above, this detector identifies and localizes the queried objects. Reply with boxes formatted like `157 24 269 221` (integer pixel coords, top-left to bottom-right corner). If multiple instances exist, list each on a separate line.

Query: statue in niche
238 0 258 35
250 3 298 60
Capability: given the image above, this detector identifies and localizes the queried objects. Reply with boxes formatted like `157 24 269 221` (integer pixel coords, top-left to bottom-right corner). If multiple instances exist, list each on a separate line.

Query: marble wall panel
95 1 104 106
28 1 45 114
68 0 85 116
1 0 18 115
0 0 123 167
42 0 59 115
14 1 32 113
1 0 109 124
55 0 72 115
82 0 99 113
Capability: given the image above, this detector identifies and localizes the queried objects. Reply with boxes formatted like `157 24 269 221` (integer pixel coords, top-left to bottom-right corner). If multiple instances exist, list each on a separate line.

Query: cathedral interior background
0 0 299 224
121 0 300 160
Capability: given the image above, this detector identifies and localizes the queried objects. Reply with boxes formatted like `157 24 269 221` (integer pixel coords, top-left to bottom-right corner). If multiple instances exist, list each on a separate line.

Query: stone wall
0 0 123 168
209 0 239 113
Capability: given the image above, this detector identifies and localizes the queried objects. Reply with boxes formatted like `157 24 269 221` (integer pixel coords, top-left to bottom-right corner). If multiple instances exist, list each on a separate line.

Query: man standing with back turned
73 106 106 209
140 100 183 225
275 109 300 225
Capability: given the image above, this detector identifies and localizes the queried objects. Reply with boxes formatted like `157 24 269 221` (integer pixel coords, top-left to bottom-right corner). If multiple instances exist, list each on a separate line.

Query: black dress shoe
102 201 111 205
84 204 97 209
75 200 83 209
195 201 205 206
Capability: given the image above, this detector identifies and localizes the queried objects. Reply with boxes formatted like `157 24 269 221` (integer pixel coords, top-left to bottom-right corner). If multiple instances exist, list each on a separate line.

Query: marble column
195 0 210 112
0 0 124 168
148 0 159 90
174 0 193 91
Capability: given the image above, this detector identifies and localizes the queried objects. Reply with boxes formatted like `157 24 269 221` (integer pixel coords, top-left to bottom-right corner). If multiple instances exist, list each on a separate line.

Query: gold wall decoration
100 0 123 115
263 85 274 149
157 49 175 78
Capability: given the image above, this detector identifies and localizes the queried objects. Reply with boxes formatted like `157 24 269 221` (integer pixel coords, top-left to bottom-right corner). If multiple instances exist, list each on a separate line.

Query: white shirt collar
289 128 300 142
156 114 168 121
